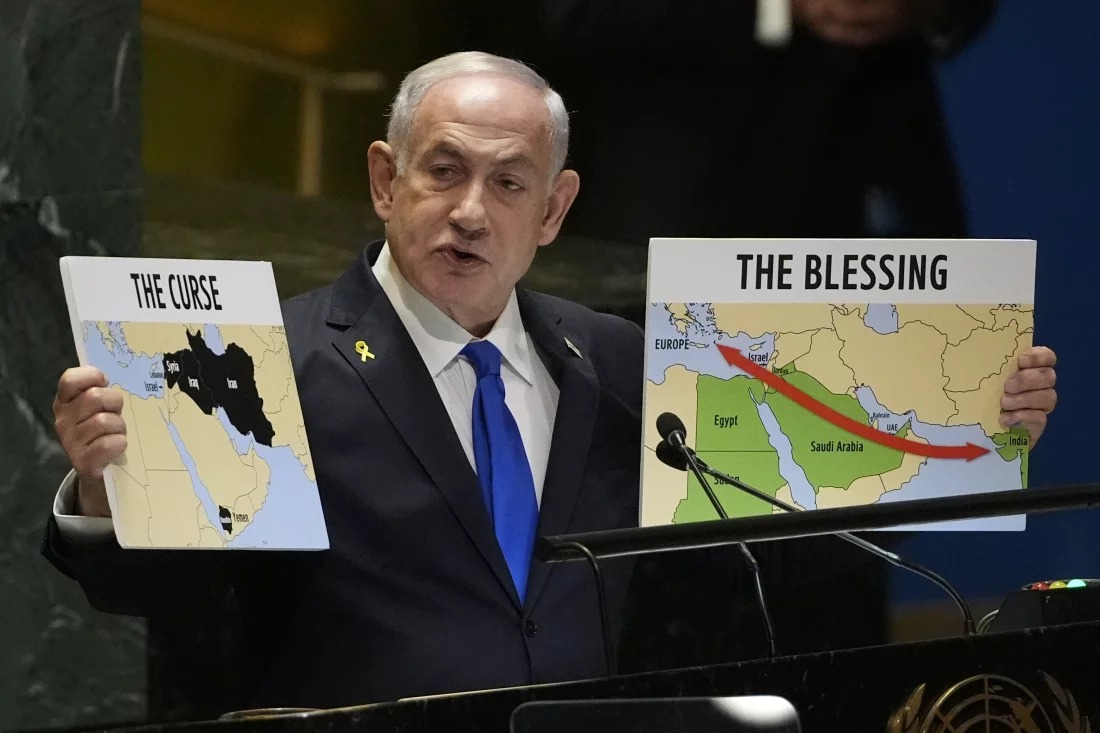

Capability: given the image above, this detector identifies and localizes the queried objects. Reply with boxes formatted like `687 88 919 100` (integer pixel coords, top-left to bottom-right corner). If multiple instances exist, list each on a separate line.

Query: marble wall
0 1 144 730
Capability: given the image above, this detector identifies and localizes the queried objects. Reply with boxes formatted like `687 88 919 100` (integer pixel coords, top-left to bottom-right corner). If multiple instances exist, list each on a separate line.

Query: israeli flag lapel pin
564 336 582 359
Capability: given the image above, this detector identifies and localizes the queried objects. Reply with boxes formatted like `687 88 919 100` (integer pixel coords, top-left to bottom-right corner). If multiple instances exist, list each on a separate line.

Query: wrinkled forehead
409 75 553 161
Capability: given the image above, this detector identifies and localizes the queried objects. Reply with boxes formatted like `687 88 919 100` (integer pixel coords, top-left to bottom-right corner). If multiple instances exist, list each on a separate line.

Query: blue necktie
461 340 539 603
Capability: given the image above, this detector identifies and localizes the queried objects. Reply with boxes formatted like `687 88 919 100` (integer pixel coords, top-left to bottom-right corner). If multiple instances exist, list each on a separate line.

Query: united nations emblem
888 672 1092 733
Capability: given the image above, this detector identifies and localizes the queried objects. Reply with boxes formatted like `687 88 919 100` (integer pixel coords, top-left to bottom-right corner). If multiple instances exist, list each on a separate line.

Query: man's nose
449 182 488 238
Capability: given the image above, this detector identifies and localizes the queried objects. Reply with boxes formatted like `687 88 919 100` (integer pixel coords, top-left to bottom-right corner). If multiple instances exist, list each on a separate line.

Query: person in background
442 0 996 246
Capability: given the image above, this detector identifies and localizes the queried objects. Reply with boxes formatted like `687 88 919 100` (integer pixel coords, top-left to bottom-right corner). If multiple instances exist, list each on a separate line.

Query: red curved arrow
716 344 990 461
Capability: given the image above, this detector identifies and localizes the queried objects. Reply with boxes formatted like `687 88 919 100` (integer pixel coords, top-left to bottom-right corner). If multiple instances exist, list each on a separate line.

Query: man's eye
499 179 524 192
430 166 457 179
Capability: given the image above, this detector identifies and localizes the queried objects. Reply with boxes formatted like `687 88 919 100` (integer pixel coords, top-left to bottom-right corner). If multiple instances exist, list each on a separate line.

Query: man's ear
538 169 580 247
367 141 398 222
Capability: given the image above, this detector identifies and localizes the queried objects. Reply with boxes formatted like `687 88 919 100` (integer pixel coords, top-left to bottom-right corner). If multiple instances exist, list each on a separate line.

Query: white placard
640 238 1036 533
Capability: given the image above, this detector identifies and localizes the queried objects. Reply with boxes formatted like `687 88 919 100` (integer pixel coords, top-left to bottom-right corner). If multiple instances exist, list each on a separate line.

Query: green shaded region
672 451 785 523
763 370 905 491
696 375 771 451
993 427 1030 486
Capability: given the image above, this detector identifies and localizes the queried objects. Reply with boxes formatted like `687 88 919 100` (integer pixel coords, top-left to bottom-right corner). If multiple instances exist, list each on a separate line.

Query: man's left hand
1000 346 1058 445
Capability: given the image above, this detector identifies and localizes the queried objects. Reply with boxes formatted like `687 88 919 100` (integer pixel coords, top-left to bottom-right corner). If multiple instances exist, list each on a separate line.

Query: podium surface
91 483 1100 733
101 618 1100 733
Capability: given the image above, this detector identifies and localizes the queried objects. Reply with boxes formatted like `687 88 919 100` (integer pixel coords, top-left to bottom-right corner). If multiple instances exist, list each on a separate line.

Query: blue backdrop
893 0 1100 602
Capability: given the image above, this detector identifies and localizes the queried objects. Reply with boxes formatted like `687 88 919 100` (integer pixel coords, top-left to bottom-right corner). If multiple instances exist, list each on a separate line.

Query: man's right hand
52 367 126 518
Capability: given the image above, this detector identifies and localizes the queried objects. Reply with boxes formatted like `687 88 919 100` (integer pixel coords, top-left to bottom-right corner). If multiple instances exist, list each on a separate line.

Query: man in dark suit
43 51 643 711
43 49 1058 714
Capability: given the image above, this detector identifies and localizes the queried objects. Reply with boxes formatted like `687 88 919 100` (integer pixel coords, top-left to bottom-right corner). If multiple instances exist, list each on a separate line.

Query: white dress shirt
372 243 559 506
53 243 559 536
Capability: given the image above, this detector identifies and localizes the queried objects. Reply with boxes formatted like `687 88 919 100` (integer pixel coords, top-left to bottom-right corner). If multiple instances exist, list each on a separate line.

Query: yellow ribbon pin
355 340 375 361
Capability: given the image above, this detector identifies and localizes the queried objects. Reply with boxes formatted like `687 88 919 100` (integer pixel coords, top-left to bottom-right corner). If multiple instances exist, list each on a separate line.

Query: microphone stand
668 433 778 658
558 541 617 678
692 456 976 636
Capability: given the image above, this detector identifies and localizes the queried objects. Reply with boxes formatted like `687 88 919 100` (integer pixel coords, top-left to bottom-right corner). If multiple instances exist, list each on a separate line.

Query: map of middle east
83 320 327 549
642 302 1034 530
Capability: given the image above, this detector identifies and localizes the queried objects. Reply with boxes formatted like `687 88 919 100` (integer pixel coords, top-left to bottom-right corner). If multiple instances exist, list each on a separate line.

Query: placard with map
60 256 328 549
641 239 1036 531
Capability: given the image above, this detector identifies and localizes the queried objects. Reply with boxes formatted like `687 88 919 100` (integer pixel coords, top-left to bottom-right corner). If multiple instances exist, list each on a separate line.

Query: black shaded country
218 505 233 535
164 329 275 446
164 348 217 414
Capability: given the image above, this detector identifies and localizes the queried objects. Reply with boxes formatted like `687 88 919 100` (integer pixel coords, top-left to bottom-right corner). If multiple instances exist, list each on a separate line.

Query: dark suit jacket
42 241 644 711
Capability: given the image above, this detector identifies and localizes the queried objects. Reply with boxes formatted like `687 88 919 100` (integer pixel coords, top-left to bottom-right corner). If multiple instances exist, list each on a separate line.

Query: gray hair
387 51 569 180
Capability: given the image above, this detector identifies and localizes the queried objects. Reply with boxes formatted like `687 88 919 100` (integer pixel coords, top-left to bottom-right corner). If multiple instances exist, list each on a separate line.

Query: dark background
0 1 1096 730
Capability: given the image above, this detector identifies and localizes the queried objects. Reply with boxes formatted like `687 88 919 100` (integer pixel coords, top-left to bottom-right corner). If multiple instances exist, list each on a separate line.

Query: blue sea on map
202 324 226 354
752 396 817 509
647 303 775 385
166 422 228 539
856 386 1024 530
231 439 327 549
217 408 254 455
863 304 899 334
85 322 163 398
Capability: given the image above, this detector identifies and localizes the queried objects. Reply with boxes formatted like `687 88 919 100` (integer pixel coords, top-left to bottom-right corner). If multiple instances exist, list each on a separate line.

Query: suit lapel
328 249 520 607
519 292 601 608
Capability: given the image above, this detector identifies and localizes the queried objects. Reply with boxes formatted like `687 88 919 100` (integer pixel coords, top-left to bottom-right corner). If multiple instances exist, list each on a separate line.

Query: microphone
655 413 777 658
656 413 725 520
654 412 976 636
654 440 692 471
655 412 690 452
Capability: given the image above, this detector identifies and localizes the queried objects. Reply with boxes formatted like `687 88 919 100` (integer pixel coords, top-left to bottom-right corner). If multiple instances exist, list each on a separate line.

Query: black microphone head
656 412 687 441
655 440 689 471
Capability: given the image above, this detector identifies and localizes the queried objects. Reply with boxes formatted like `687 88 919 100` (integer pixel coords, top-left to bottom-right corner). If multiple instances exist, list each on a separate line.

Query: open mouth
441 245 487 267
